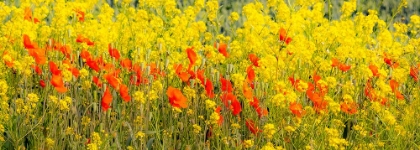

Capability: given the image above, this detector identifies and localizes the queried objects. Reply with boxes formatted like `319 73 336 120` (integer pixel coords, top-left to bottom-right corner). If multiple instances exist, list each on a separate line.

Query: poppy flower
119 84 131 102
108 44 120 59
120 58 132 70
101 87 113 111
250 97 268 118
23 34 37 49
186 47 197 66
389 79 399 92
49 61 61 75
369 64 379 77
245 119 260 135
339 64 351 72
166 86 188 108
383 53 399 69
289 102 305 118
80 49 91 60
220 76 233 93
76 34 94 46
28 48 47 65
215 106 223 126
105 73 120 89
242 82 253 100
279 28 292 44
220 92 242 116
51 74 67 93
331 58 340 67
246 65 255 83
410 66 419 82
196 69 205 85
32 65 42 75
3 52 14 68
86 57 100 72
218 42 229 57
205 79 215 98
75 9 85 22
340 102 357 114
93 76 102 87
248 53 259 67
24 7 32 21
39 79 46 88
70 67 80 78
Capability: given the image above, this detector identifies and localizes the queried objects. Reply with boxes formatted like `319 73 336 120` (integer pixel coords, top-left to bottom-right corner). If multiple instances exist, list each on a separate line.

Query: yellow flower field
0 0 419 149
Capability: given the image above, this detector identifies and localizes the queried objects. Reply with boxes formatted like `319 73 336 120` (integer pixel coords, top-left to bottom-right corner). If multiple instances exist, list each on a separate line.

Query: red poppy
80 49 91 60
220 76 233 93
101 87 113 111
218 42 229 57
279 28 292 44
339 64 351 72
119 84 131 102
105 73 120 89
75 9 85 22
186 47 197 66
331 58 340 67
220 92 241 116
108 44 120 59
369 64 379 77
289 102 305 118
246 65 255 83
86 57 100 72
389 79 399 92
248 53 259 67
245 119 260 135
39 79 46 88
120 58 132 70
410 65 419 82
93 76 102 87
28 48 47 65
205 79 215 98
166 86 188 108
215 106 223 126
49 61 61 75
197 69 205 85
23 34 37 49
242 82 253 100
250 97 268 118
51 74 67 93
340 102 357 114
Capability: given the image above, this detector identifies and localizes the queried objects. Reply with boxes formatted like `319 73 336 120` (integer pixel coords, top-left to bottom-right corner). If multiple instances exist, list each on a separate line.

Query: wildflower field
1 0 420 149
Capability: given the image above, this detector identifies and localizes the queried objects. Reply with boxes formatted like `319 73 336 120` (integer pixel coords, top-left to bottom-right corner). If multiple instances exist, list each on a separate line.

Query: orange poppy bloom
215 106 223 126
105 73 120 89
339 63 351 72
383 53 399 69
218 42 229 57
32 65 42 75
410 66 419 82
248 53 259 67
28 48 47 65
108 44 120 59
220 92 242 116
80 49 91 60
389 79 399 92
101 87 113 111
250 97 268 118
340 102 357 114
49 61 61 75
220 76 233 93
75 9 85 22
246 65 255 83
289 102 305 118
120 58 132 70
51 74 67 93
166 86 188 108
39 79 46 88
242 82 253 100
331 58 340 67
92 76 102 87
86 57 100 72
23 34 37 49
186 47 197 66
369 64 379 77
76 34 94 46
205 79 215 98
245 119 260 135
196 69 205 85
279 28 292 44
24 7 32 21
119 84 131 102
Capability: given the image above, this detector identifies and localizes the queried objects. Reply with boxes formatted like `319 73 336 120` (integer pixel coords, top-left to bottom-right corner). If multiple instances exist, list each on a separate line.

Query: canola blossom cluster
0 0 420 149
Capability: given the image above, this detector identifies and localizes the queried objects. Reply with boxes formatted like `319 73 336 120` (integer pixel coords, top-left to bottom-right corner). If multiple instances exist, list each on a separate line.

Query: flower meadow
0 0 420 149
